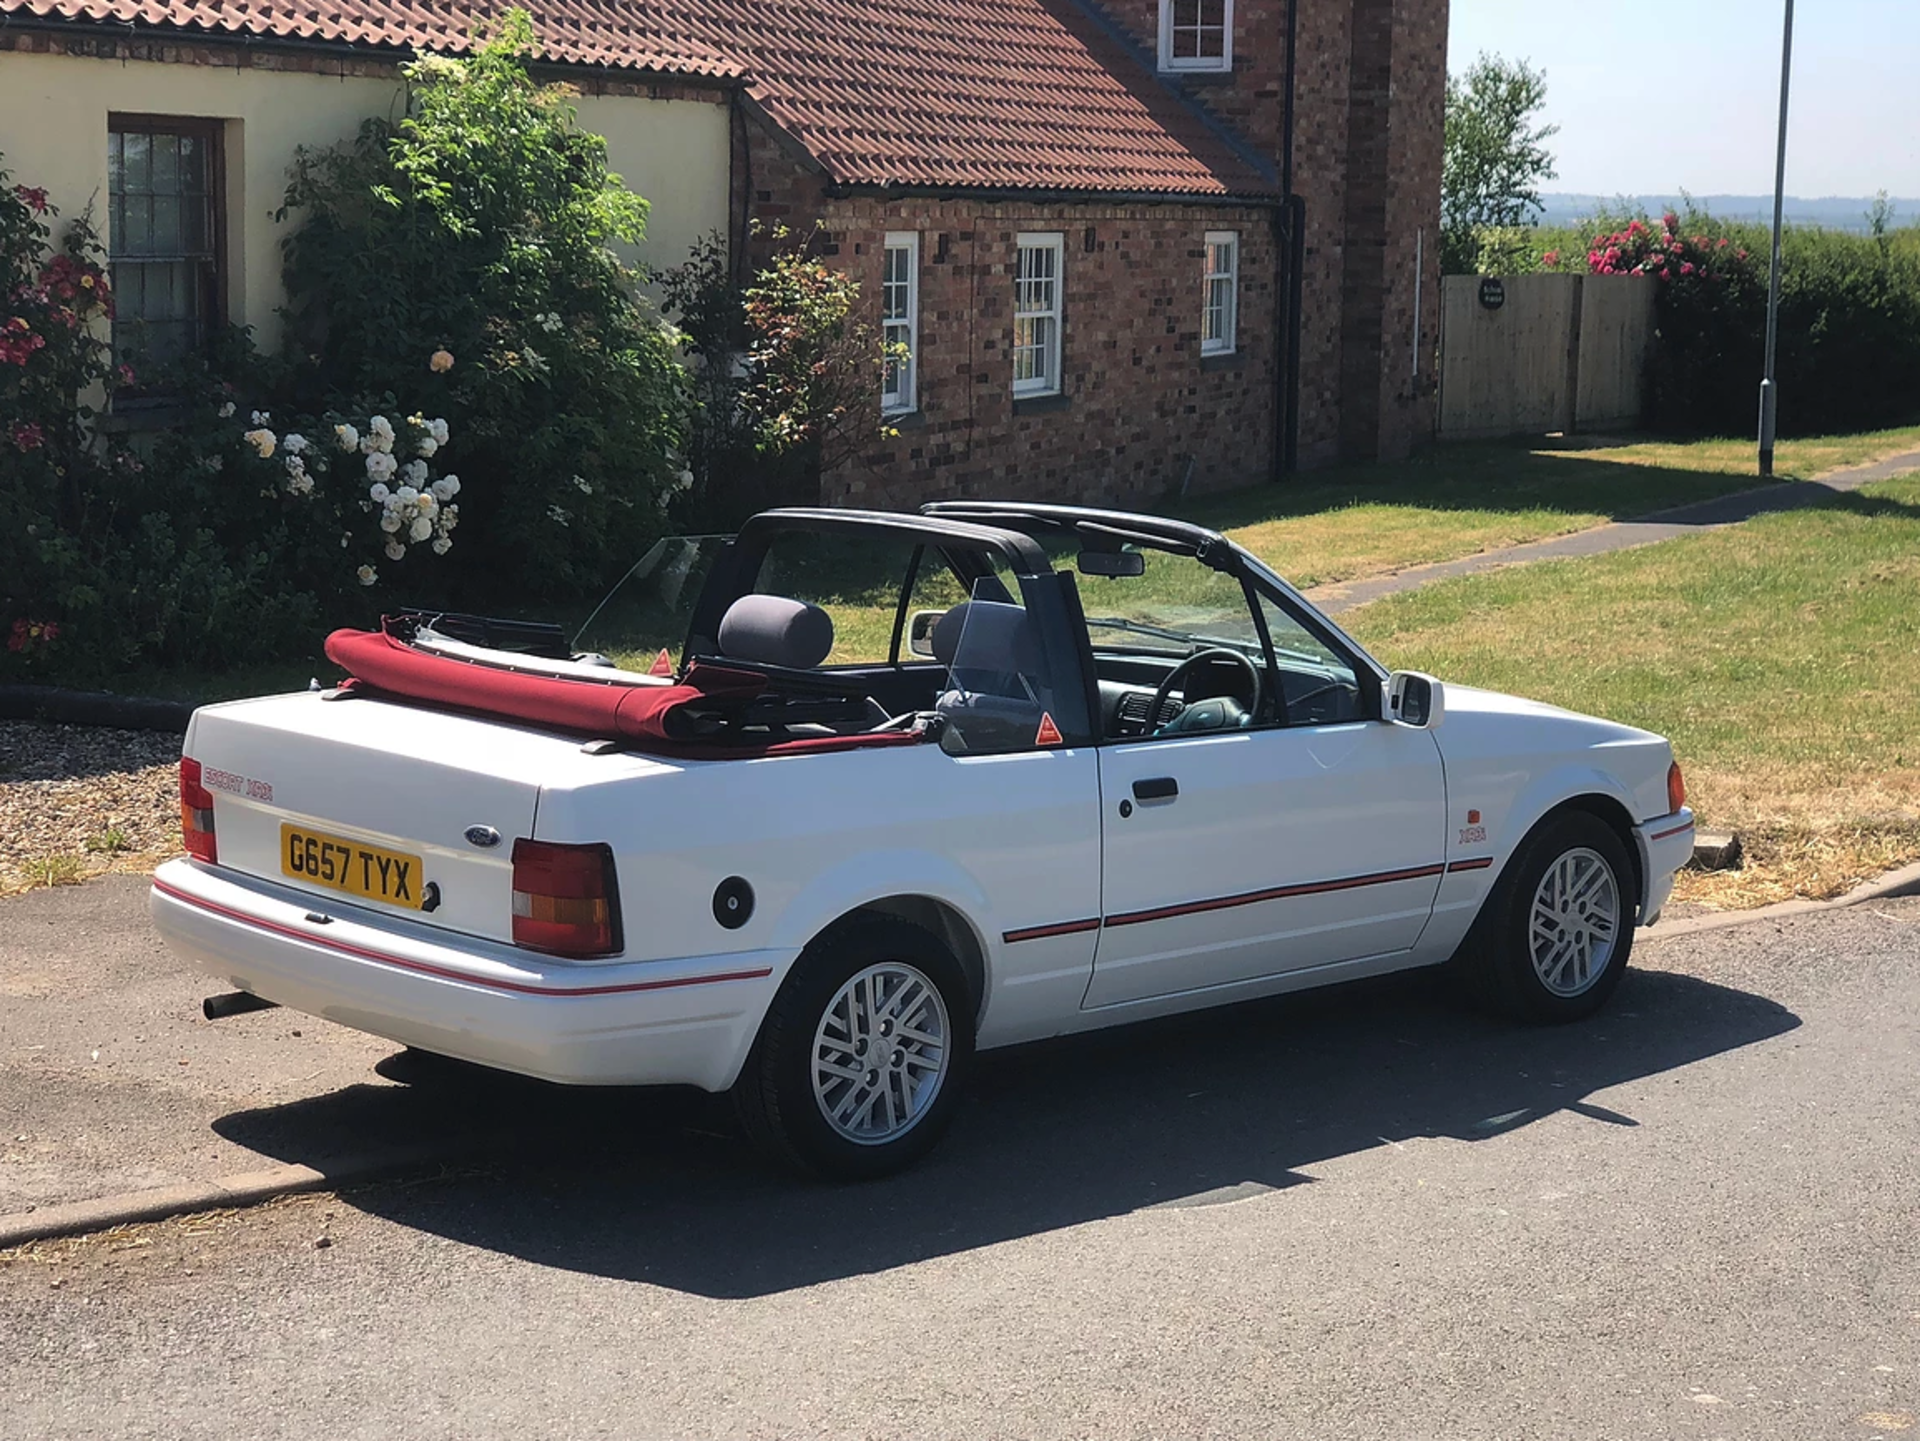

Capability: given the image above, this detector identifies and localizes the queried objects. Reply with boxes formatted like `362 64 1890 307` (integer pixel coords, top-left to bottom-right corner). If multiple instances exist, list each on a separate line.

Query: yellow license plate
280 824 425 910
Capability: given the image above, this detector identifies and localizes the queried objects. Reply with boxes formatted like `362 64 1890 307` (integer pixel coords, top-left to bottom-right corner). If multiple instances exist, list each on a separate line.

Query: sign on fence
1438 274 1655 440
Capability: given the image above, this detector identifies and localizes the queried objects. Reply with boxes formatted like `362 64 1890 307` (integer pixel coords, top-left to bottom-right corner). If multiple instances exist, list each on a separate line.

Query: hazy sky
1449 0 1920 197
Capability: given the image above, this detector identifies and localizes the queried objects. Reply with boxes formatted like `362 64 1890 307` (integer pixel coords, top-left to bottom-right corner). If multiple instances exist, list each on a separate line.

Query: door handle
1132 776 1179 801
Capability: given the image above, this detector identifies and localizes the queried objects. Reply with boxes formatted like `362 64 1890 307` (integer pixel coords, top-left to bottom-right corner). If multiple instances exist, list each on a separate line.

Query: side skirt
975 946 1442 1052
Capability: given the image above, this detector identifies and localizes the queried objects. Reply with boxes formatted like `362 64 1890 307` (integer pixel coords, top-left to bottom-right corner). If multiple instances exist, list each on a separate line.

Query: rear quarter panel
535 743 1104 1047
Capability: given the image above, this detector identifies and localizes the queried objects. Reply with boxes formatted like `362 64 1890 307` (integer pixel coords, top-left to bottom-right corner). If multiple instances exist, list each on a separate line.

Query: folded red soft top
322 625 922 759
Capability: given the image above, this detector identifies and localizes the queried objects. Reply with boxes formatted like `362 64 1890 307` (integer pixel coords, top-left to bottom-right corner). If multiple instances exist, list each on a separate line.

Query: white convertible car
152 503 1694 1177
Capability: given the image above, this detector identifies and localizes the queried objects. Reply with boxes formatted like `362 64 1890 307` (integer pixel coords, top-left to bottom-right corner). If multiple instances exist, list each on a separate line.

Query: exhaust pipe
203 990 280 1021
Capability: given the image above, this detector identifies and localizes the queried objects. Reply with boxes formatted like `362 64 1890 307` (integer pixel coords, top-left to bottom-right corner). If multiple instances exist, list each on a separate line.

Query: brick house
698 0 1451 507
0 0 1446 506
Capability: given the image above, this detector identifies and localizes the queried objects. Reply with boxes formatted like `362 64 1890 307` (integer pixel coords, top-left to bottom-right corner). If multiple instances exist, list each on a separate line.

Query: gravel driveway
0 723 181 893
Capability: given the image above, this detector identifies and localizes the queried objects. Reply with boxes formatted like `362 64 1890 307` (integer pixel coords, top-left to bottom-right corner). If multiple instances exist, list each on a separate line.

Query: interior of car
672 523 1367 751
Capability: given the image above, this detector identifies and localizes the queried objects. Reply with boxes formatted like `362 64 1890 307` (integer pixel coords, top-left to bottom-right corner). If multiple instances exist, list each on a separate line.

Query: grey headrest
931 600 1040 673
718 594 835 669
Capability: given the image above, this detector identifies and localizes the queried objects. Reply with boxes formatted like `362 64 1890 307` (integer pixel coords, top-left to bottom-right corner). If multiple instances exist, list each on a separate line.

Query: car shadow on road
211 964 1798 1299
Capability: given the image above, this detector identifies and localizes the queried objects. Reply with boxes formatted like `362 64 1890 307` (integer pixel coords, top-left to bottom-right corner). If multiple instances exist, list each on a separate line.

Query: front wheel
733 916 974 1179
1457 811 1637 1023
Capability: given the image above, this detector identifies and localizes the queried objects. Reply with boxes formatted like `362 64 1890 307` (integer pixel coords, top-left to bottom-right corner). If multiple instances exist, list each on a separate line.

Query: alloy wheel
810 962 951 1145
1527 846 1621 998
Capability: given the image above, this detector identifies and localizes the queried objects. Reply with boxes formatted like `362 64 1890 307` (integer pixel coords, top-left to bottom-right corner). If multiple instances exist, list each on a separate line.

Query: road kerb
0 1141 466 1250
1638 859 1920 943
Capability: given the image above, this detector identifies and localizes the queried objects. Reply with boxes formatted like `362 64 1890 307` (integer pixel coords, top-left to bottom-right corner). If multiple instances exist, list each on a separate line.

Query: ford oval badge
464 825 502 849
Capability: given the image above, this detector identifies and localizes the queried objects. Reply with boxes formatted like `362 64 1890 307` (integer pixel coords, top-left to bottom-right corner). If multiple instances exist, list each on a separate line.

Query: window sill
1199 350 1243 373
1012 393 1070 417
1159 66 1235 84
100 401 194 433
883 408 925 430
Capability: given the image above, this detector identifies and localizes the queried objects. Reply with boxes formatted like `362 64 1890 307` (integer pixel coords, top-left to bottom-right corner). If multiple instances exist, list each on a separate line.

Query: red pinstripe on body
1000 917 1102 945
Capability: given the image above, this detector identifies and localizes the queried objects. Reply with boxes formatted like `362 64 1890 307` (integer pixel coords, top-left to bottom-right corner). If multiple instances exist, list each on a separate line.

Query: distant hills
1535 194 1918 233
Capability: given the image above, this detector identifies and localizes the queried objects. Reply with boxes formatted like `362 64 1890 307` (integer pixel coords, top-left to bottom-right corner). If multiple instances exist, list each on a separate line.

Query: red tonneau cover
322 627 923 759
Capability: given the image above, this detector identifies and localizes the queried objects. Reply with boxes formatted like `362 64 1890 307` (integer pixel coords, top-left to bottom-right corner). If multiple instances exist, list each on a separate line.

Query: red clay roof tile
4 0 1277 197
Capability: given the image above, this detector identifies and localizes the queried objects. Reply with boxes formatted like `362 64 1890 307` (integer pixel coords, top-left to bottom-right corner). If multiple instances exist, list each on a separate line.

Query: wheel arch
844 895 990 1023
767 849 996 1024
1502 790 1646 919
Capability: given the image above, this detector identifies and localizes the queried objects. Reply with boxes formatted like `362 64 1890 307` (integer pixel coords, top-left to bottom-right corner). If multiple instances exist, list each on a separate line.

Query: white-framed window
1202 231 1239 356
1013 232 1064 398
1159 0 1233 73
881 231 919 415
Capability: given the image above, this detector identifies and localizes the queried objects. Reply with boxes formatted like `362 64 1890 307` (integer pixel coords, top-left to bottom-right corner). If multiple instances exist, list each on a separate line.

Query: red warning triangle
1034 712 1063 747
648 648 674 677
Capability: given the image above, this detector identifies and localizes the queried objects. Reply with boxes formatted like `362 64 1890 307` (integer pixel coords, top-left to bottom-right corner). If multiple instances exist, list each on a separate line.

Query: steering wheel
1146 648 1265 735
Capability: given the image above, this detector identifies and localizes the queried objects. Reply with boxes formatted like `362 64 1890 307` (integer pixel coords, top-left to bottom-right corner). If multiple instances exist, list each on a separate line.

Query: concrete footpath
1304 446 1920 616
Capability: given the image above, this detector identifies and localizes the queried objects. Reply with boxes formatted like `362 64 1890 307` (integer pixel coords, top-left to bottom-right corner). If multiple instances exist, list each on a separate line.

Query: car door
1083 573 1447 1010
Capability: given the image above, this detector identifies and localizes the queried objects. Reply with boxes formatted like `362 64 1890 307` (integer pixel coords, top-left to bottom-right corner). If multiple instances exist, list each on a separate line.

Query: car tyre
733 915 974 1180
1455 810 1637 1023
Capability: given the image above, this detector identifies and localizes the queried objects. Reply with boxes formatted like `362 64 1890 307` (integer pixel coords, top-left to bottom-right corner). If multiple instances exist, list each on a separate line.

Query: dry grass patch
1346 476 1920 908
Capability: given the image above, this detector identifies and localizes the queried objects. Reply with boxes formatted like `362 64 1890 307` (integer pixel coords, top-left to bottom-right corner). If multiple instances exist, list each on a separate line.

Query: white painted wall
0 49 730 350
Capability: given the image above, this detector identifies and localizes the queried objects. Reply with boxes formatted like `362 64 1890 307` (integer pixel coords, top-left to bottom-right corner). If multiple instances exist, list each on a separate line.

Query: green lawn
1343 474 1920 908
1172 425 1920 591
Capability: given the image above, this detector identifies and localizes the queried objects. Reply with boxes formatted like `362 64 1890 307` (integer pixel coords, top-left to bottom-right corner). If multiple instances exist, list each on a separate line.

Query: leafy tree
1442 54 1559 274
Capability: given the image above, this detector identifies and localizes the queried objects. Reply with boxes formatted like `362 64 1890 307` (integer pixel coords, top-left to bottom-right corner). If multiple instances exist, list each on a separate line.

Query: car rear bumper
149 858 790 1091
1634 808 1696 925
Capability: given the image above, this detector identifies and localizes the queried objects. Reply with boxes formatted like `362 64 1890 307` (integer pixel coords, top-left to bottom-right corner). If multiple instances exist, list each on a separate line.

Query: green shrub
661 226 893 530
277 10 684 603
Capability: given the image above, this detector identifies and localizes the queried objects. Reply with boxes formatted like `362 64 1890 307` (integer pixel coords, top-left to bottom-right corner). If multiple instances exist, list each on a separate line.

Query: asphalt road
3 897 1917 1439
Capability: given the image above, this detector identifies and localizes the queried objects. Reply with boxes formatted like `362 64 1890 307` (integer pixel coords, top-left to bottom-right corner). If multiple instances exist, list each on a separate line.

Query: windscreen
571 535 730 673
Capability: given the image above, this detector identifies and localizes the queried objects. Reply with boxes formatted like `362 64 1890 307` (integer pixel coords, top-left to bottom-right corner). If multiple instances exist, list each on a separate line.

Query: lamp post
1758 0 1795 478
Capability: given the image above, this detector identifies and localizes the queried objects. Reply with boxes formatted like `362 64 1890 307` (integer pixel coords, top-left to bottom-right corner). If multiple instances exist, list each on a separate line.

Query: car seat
930 600 1052 752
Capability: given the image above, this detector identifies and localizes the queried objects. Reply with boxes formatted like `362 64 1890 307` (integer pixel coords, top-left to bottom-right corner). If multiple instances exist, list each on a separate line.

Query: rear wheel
1457 811 1636 1023
733 915 973 1179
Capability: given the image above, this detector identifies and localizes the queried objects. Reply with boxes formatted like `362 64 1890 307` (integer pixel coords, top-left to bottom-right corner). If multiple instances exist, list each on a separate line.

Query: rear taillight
511 840 621 958
180 757 217 863
1667 761 1687 815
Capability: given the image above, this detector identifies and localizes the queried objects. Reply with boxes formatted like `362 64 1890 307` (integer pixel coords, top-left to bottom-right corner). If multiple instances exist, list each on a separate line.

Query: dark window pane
153 194 181 253
153 134 179 194
125 196 152 255
181 134 205 193
182 197 206 254
123 132 150 195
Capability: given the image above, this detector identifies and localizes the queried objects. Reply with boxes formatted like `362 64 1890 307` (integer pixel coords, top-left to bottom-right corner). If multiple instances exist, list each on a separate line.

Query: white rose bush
193 381 466 589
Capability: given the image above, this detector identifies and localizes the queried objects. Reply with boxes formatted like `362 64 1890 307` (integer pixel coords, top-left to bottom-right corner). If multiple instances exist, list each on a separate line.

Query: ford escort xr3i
151 503 1695 1177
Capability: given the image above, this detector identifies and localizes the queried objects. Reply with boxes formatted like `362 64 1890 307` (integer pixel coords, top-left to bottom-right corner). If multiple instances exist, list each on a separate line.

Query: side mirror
1077 549 1146 578
907 608 944 658
1387 671 1446 729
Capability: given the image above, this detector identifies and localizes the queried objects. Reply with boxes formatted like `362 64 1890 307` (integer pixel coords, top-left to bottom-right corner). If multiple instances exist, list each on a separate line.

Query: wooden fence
1437 274 1656 440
